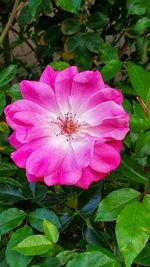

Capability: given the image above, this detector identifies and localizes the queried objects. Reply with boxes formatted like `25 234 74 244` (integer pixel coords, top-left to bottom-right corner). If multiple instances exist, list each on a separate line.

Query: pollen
56 112 80 138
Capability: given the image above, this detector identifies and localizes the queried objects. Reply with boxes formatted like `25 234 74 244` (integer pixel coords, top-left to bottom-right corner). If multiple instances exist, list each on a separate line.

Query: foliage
0 0 150 266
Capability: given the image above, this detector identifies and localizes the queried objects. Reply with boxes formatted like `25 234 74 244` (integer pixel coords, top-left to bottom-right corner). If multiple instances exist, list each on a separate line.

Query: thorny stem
0 0 20 45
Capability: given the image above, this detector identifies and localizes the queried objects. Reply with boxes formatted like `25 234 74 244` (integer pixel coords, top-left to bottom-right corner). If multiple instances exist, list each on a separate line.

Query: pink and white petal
55 66 78 112
5 99 49 117
12 111 51 127
82 101 128 126
105 86 123 104
20 81 59 112
44 169 60 186
26 143 65 177
78 88 123 113
39 65 57 88
26 172 44 183
71 137 94 167
15 126 51 143
8 132 22 149
11 137 50 168
5 116 17 130
90 143 121 173
70 70 105 111
75 167 108 189
45 147 82 186
82 114 129 140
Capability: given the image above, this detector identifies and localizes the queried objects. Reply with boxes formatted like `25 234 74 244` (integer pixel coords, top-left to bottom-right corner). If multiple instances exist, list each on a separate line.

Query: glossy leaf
80 190 101 215
56 0 81 13
0 181 25 205
66 251 121 267
135 243 150 266
13 235 52 256
127 62 150 102
0 65 17 88
116 201 150 267
87 12 108 30
61 19 82 35
135 132 150 158
6 84 22 101
50 61 69 71
6 225 33 267
0 208 26 235
57 251 76 266
18 0 42 27
101 60 122 81
85 32 103 53
29 208 61 232
96 188 140 222
0 93 6 115
119 157 148 184
43 219 59 243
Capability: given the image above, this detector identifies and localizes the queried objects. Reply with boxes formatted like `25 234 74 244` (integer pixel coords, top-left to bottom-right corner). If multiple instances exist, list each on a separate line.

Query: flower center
55 112 80 138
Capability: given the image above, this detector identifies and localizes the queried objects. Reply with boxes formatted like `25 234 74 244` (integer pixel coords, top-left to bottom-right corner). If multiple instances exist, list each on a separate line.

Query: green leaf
0 181 25 205
0 92 6 115
80 190 101 215
116 201 150 267
0 65 17 87
6 225 33 267
119 157 148 184
147 87 150 119
135 132 150 158
101 60 122 81
29 208 61 232
87 12 108 30
100 43 118 63
0 208 26 235
129 17 150 35
135 37 150 62
66 251 121 267
43 219 59 243
61 19 82 35
96 188 140 222
66 32 84 52
6 83 22 101
57 251 76 266
13 235 52 256
127 62 150 102
18 0 42 27
40 256 60 267
83 227 109 248
85 32 103 53
75 48 92 70
56 0 81 13
135 243 150 266
40 0 52 15
50 61 69 71
142 194 150 213
0 163 17 177
127 0 150 15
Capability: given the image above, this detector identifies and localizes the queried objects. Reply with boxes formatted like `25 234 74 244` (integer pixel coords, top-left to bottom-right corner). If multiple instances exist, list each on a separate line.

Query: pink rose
5 66 129 189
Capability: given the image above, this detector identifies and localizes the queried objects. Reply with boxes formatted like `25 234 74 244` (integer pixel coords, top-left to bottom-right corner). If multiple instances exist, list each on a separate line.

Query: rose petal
20 81 59 112
39 65 57 88
55 66 78 112
90 143 121 173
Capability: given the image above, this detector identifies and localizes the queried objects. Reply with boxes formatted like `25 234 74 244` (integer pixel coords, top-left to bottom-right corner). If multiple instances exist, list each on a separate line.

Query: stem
0 0 20 46
1 14 11 65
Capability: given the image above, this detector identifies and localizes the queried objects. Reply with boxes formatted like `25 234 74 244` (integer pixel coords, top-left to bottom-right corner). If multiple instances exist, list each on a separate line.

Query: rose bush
0 1 150 267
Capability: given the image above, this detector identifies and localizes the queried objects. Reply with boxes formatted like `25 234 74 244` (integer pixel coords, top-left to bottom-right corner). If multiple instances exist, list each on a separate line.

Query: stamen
52 112 80 139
